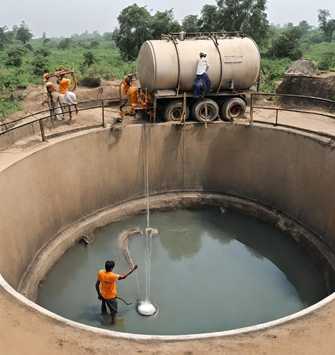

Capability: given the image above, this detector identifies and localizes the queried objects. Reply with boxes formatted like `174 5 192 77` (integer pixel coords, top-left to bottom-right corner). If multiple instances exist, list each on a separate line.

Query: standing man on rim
96 260 138 324
194 52 211 97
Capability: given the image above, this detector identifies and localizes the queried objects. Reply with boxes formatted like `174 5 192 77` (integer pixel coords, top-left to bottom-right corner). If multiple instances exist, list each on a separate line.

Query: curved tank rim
2 274 335 341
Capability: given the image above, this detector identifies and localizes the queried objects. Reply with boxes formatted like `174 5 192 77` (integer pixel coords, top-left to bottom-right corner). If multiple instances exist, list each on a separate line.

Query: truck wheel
221 97 246 121
192 99 219 123
164 101 189 122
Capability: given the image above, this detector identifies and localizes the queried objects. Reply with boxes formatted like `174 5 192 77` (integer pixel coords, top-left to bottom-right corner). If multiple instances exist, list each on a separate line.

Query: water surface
38 208 327 335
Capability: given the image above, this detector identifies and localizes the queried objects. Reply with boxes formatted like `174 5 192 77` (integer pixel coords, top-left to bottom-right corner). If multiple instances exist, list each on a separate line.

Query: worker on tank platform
58 73 79 116
194 52 211 97
96 260 138 325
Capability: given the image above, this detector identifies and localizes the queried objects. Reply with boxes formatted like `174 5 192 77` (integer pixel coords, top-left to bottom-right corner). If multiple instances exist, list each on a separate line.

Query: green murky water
38 208 327 335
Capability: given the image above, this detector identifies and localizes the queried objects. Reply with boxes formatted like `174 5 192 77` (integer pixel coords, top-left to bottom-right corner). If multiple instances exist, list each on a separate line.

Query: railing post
68 105 72 121
101 100 105 127
275 109 279 126
39 119 46 142
250 93 254 125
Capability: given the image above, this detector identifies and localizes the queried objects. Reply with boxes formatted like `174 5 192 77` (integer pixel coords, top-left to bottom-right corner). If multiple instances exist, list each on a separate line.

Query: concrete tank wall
137 37 261 92
1 123 335 289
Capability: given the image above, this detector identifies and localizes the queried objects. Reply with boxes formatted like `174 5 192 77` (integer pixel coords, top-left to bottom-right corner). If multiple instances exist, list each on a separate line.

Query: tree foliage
6 46 26 67
198 0 269 45
15 22 33 44
113 4 152 60
268 25 303 60
182 15 200 33
58 38 72 50
199 5 220 32
151 10 181 39
82 51 97 67
318 9 335 42
113 5 182 60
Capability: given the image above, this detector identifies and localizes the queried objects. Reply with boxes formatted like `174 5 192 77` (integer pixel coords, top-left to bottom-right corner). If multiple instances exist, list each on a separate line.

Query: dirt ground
6 80 121 120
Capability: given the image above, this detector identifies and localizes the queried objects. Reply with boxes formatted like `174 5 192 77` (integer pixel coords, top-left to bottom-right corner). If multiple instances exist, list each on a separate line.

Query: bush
318 51 335 70
58 38 72 50
32 55 48 76
5 46 25 67
79 77 101 88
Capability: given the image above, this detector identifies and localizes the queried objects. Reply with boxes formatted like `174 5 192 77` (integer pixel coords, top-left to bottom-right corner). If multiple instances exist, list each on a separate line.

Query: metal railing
250 93 335 139
2 92 335 145
0 97 121 142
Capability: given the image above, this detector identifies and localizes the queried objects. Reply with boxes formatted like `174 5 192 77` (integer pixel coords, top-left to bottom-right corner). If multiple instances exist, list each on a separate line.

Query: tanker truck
123 32 261 122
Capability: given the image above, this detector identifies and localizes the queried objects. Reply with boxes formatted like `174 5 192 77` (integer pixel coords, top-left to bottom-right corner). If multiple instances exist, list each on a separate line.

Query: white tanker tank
135 33 261 122
137 35 260 92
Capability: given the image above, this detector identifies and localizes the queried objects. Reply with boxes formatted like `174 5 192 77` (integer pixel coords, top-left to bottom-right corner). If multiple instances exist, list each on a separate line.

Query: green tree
5 46 25 67
199 0 269 45
58 38 72 50
199 5 220 32
298 20 311 34
269 25 303 60
113 4 152 60
82 51 97 67
32 55 48 76
318 51 335 70
150 10 181 39
0 26 9 50
15 22 33 44
35 47 50 58
318 9 335 42
182 15 201 33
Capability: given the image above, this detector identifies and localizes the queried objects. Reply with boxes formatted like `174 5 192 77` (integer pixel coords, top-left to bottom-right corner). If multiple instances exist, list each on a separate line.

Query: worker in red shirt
95 260 137 324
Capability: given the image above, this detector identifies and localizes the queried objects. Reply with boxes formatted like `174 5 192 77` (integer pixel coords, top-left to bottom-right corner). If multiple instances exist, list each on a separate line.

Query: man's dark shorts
102 298 118 315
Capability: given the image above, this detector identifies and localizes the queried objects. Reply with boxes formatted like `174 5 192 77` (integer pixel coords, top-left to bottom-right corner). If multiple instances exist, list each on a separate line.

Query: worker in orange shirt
58 74 79 115
95 260 138 324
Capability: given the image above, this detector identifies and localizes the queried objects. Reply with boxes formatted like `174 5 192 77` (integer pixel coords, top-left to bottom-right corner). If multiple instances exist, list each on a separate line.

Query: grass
0 39 136 118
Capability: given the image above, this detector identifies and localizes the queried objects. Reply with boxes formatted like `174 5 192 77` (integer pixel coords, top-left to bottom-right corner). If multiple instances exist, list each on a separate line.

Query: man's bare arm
119 265 138 280
95 280 102 299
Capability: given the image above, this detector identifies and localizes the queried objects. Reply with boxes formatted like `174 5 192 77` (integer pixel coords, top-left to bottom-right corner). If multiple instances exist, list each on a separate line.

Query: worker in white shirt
194 52 211 97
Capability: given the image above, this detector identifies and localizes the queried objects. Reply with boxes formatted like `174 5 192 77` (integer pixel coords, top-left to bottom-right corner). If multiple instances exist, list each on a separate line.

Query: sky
1 0 335 37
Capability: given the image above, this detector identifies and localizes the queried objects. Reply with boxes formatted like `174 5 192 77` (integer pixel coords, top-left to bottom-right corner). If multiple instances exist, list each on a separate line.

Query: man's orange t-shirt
98 270 120 300
59 78 70 94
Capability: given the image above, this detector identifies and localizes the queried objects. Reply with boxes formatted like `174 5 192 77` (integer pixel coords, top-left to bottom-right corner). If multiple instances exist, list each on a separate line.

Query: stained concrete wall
1 123 335 289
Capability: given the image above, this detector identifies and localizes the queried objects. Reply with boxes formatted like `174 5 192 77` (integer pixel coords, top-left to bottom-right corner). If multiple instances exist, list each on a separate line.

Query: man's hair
105 260 115 272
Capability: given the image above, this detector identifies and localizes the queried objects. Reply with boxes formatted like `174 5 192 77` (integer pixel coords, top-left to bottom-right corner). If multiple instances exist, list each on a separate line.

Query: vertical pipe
101 100 105 127
39 119 46 142
250 94 254 125
68 105 72 121
275 108 279 126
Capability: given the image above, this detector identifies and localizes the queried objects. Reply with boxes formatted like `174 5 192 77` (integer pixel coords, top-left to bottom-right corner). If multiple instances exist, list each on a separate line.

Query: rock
285 59 318 76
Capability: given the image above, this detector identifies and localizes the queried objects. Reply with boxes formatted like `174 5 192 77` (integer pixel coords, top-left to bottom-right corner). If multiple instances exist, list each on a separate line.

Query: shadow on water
202 206 328 305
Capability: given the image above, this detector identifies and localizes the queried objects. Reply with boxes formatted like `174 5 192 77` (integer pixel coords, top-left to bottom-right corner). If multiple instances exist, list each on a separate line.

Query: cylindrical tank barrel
137 37 261 92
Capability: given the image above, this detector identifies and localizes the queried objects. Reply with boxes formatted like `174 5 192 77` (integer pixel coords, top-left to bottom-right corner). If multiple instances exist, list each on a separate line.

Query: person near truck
58 73 79 115
194 52 211 97
95 260 138 324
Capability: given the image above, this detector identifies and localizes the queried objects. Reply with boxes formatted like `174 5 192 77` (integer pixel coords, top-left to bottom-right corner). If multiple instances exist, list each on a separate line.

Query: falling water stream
136 124 158 316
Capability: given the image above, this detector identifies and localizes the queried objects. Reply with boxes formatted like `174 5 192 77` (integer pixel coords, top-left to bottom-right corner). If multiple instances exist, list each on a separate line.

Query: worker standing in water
58 73 79 115
96 260 138 324
194 52 211 97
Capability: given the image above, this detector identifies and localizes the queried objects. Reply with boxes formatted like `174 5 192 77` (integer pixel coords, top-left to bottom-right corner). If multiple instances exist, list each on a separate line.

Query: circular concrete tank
2 123 335 353
137 37 261 92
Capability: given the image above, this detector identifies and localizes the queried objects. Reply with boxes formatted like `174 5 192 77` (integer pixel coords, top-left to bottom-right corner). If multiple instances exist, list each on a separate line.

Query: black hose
116 296 132 306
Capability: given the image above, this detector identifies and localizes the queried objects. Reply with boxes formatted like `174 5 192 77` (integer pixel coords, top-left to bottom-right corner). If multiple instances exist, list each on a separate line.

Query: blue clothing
193 73 211 97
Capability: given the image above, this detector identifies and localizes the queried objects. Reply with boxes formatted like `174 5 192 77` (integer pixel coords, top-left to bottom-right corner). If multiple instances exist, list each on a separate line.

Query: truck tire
192 99 219 123
164 101 189 122
221 97 247 121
